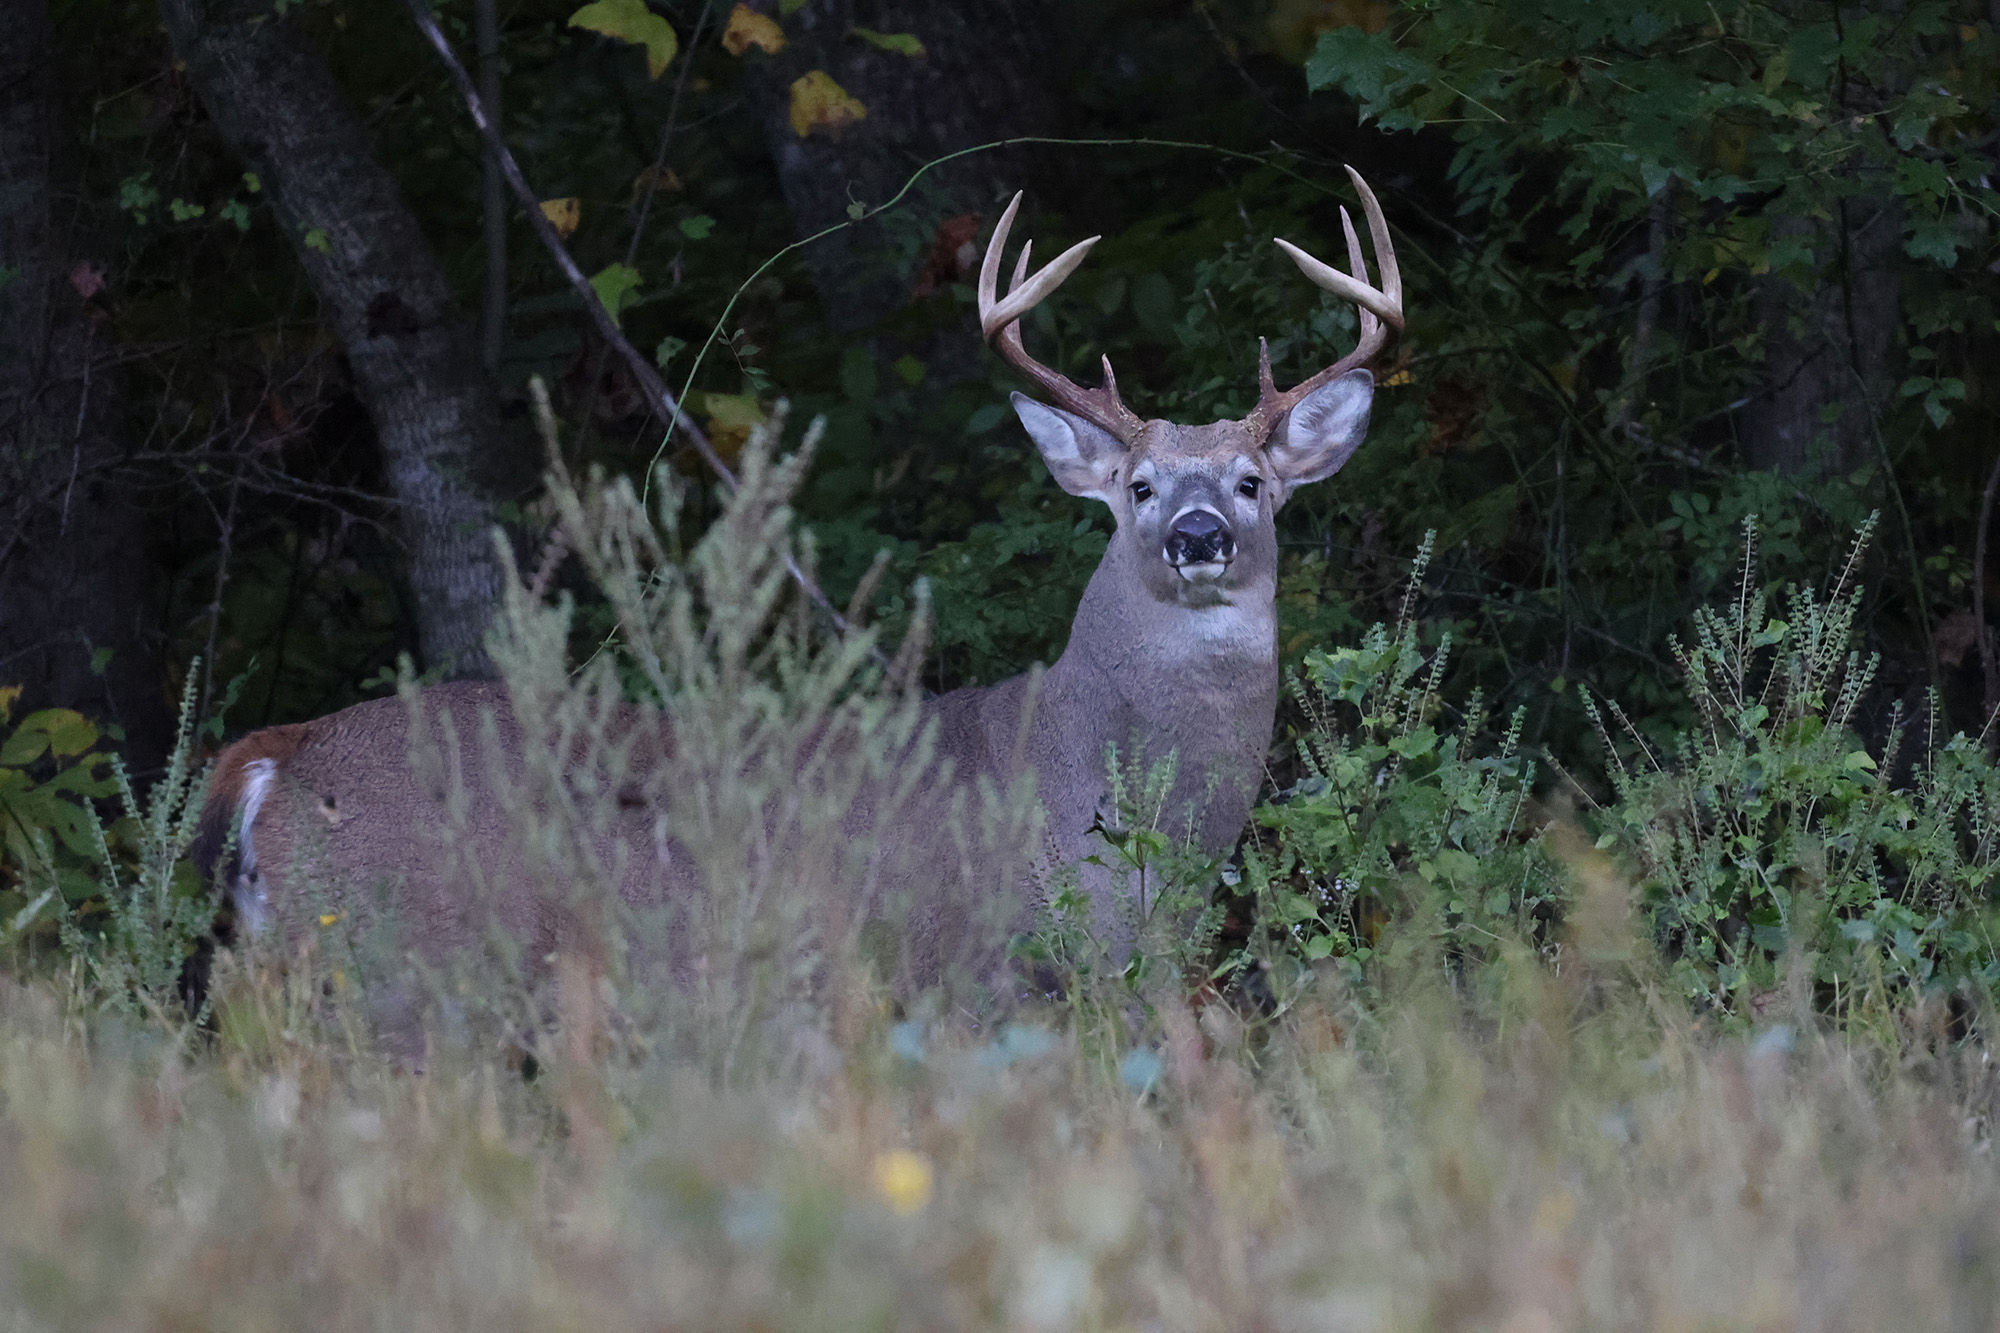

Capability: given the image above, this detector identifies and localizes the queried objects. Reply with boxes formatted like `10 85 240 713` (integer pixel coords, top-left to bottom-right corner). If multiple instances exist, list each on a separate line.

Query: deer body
196 170 1402 1000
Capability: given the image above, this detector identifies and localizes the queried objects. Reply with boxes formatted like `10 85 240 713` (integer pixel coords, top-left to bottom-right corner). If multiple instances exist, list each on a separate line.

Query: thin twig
574 0 714 459
402 0 863 642
403 0 728 481
1976 442 2000 730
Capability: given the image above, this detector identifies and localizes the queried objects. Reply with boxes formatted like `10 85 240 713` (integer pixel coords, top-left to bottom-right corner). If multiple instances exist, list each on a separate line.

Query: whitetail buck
194 168 1402 997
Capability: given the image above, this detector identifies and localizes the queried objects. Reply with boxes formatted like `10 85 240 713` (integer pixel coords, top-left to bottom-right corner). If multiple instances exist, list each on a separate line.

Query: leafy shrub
0 688 131 940
1589 516 2000 1021
1238 535 1564 989
56 674 217 1016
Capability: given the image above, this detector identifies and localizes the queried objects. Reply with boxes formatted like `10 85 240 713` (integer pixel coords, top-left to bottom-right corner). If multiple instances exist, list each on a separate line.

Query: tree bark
741 0 1059 332
1742 201 1903 476
0 0 170 766
160 0 528 676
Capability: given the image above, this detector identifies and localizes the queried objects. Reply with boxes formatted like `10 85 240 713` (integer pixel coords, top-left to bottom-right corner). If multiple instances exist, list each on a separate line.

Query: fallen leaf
789 69 867 138
540 197 582 238
722 4 785 56
697 392 766 459
589 263 644 325
568 0 679 79
628 164 683 204
851 27 924 57
911 212 980 297
68 261 107 301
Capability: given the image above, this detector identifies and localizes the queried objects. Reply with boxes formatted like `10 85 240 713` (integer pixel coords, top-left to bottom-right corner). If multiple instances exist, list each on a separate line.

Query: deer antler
1242 166 1405 443
978 192 1145 445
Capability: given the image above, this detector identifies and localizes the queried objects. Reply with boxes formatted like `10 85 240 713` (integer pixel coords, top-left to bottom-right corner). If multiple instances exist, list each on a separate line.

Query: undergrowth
5 426 2000 1326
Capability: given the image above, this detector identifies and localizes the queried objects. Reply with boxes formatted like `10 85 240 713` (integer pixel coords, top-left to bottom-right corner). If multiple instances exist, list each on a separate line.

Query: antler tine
1346 164 1402 311
1244 167 1405 442
1340 206 1380 348
978 191 1143 443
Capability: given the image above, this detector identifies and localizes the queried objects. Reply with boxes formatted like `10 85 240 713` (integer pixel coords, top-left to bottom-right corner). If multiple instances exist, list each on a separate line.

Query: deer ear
1012 393 1126 503
1267 369 1373 498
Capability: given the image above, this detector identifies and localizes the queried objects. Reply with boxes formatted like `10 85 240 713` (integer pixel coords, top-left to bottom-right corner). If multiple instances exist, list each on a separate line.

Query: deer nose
1164 508 1234 566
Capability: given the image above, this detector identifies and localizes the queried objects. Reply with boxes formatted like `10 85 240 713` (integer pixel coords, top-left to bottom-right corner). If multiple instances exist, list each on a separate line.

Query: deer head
977 167 1402 622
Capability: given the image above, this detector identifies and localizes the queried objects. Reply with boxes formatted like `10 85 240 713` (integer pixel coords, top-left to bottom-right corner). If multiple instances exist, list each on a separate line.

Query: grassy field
4 871 1998 1332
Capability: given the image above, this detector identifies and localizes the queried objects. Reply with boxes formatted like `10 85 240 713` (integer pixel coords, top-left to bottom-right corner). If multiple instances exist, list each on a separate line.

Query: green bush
1590 516 2000 1021
1237 534 1564 995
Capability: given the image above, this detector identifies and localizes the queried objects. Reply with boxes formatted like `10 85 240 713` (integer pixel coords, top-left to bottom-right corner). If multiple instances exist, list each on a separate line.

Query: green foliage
1591 516 2000 1019
1242 534 1562 983
0 691 129 933
54 674 215 1017
1015 747 1228 1027
1309 2 1996 289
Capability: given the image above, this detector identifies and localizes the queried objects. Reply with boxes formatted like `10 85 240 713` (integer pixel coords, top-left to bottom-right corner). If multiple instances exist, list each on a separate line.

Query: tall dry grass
4 903 1998 1330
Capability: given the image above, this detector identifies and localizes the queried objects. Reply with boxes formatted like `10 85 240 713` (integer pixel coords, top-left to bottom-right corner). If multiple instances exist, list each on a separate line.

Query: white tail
196 169 1403 1003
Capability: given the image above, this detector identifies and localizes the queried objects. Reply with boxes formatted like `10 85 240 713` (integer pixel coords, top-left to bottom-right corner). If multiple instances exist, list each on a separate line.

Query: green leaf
851 27 924 57
168 198 205 222
1388 725 1439 759
302 227 331 254
677 214 716 240
653 335 686 368
588 262 644 325
964 403 1008 436
1903 217 1963 267
569 0 679 79
1 709 97 766
1304 28 1432 129
839 347 877 402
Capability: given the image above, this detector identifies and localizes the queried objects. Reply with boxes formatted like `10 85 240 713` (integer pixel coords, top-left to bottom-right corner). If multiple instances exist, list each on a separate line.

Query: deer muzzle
1166 508 1235 579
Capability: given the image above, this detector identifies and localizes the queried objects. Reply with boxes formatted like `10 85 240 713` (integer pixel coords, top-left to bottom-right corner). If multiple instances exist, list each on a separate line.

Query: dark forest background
2 0 1995 793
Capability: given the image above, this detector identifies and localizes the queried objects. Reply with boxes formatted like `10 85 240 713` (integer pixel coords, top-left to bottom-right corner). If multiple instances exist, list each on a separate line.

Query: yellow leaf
0 686 18 726
539 196 581 238
789 69 867 138
568 0 679 79
697 392 766 459
722 4 785 56
873 1150 933 1215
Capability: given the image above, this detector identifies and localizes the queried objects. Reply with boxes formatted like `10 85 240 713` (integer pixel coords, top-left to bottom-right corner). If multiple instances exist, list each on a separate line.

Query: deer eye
1238 476 1262 499
1129 480 1153 504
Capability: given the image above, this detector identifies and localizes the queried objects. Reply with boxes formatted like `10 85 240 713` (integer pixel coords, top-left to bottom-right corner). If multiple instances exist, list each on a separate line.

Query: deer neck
1035 537 1279 840
1054 539 1277 685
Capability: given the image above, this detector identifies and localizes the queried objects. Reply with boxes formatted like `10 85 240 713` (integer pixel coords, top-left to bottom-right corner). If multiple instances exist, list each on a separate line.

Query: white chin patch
1175 561 1229 584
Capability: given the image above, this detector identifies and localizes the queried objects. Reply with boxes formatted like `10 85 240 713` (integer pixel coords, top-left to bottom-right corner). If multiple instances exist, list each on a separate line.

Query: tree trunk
741 0 1058 332
0 0 170 767
160 0 528 676
1742 201 1903 476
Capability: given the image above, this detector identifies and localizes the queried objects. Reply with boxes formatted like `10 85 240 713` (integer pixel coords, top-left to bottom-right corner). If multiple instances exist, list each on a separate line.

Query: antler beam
978 192 1145 444
1243 166 1405 443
